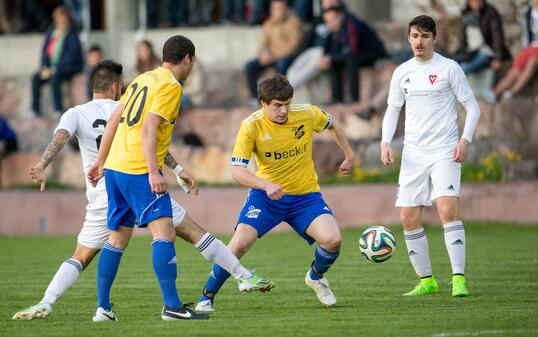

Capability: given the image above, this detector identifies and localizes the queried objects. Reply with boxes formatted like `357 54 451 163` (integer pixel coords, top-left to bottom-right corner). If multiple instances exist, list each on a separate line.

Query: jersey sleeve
231 121 256 167
148 81 182 122
54 107 78 137
311 105 332 133
387 67 405 108
449 61 475 103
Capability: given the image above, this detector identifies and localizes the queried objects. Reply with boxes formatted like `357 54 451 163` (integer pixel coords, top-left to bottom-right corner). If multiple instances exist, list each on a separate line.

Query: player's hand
149 170 167 194
453 138 470 163
339 156 354 175
263 181 284 200
318 56 331 70
380 143 394 166
177 170 199 195
87 163 104 187
29 164 47 192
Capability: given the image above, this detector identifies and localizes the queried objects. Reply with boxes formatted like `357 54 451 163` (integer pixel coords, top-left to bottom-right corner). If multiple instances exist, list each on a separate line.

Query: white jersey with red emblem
386 52 475 151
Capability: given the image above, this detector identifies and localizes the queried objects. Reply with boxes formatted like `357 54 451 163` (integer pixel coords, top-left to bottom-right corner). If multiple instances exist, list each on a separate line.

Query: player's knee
438 205 459 223
400 212 421 229
229 240 250 258
319 234 342 252
72 249 98 268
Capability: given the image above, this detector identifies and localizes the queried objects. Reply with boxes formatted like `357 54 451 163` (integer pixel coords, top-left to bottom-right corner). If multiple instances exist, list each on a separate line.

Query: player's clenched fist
339 157 354 175
264 181 284 200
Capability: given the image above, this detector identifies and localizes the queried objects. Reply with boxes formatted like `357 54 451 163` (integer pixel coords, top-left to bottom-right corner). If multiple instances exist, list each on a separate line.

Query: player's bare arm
29 129 70 191
164 151 198 195
142 112 167 194
327 121 354 175
231 165 284 200
87 103 125 186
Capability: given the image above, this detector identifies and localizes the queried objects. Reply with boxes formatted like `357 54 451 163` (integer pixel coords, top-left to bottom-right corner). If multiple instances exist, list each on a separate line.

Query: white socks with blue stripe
404 227 432 278
195 233 251 279
40 258 83 306
443 221 466 275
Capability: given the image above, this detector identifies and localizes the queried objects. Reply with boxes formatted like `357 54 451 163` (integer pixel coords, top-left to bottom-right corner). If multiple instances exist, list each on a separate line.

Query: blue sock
199 264 231 302
309 246 340 280
97 243 123 311
152 240 181 309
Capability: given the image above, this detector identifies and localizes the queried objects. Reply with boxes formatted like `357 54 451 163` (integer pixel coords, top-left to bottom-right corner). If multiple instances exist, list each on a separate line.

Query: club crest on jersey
429 74 437 85
292 125 305 139
245 206 261 219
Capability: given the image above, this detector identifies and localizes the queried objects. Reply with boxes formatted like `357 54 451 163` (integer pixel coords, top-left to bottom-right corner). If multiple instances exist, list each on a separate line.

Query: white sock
404 227 432 278
195 233 252 279
443 220 466 275
40 258 83 306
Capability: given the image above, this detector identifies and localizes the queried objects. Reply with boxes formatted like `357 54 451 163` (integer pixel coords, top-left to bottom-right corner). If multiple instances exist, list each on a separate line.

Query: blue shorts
237 189 333 245
104 169 173 230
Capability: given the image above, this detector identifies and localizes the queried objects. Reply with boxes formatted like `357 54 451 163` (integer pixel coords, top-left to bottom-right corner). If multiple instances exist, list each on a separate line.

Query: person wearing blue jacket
31 6 83 117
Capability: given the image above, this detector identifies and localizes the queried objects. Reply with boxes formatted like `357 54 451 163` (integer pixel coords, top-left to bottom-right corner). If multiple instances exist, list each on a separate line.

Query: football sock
195 233 251 279
309 246 340 281
97 243 123 311
443 220 466 275
152 240 181 309
40 258 82 306
404 227 432 278
200 264 231 302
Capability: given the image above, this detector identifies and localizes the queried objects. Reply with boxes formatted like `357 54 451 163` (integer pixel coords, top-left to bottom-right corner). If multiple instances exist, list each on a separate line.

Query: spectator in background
454 0 511 75
188 0 215 25
86 45 103 100
0 114 18 157
31 5 83 116
250 0 313 25
287 0 341 91
244 0 303 105
487 0 538 101
321 6 387 103
135 40 161 76
221 0 245 24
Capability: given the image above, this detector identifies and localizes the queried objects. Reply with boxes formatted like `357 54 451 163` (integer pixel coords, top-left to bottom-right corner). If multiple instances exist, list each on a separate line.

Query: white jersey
55 99 117 174
387 53 475 151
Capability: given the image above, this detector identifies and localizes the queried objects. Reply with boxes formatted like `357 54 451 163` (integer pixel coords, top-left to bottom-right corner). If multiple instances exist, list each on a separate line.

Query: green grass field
1 223 537 337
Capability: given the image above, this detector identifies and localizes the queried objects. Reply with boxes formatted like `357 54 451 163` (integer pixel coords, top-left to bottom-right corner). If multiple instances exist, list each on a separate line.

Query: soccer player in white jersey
195 74 355 312
12 60 273 321
380 15 480 297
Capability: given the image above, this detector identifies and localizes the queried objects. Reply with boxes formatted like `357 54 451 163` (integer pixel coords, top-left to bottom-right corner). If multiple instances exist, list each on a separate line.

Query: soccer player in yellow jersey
87 36 273 322
195 74 355 312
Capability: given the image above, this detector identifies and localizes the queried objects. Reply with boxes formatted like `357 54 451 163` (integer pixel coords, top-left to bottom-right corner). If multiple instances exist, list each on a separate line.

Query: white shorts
77 181 186 249
395 146 461 207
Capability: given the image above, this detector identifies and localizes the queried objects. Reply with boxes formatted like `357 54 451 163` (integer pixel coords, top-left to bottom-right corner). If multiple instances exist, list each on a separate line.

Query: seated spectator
244 0 302 105
321 6 387 103
135 39 161 76
221 0 246 24
487 0 538 101
31 6 83 117
0 114 18 158
86 45 104 100
287 0 342 91
454 0 510 75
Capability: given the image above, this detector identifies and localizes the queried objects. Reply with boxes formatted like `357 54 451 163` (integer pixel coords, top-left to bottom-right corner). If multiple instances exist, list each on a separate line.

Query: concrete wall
1 182 536 236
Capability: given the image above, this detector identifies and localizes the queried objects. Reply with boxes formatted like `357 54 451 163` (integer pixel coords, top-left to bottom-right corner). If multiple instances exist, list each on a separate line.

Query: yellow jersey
232 104 332 194
105 67 182 174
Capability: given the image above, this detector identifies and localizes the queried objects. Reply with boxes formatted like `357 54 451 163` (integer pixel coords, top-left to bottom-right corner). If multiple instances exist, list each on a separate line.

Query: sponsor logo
101 312 116 321
153 208 160 212
246 206 261 219
263 134 272 141
452 239 464 245
292 125 305 139
323 206 331 212
403 87 408 94
408 250 418 256
168 256 177 264
264 143 308 160
429 74 437 85
209 270 216 279
164 310 192 319
405 78 411 84
447 185 455 191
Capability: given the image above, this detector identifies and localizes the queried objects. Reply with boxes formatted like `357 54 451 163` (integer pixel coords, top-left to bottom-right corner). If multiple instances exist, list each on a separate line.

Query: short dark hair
162 35 195 64
91 60 123 92
88 44 102 54
408 15 436 37
257 73 294 104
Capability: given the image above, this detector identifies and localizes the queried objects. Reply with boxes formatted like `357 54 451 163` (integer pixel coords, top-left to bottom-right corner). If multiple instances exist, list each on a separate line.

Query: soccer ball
359 226 396 263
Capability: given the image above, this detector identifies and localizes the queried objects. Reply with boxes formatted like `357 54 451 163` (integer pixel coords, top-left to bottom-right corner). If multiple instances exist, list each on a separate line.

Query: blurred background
0 0 536 235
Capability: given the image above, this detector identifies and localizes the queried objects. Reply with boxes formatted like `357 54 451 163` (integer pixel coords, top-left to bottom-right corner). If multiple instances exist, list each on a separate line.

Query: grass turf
1 223 537 337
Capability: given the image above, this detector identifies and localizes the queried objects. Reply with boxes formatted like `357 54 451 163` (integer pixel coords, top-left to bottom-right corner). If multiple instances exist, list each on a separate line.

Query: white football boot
305 271 337 307
12 303 52 320
92 307 117 322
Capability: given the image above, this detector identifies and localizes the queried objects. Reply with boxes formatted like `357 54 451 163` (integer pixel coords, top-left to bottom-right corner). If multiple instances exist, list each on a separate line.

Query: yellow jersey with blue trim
231 104 332 194
105 67 182 174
